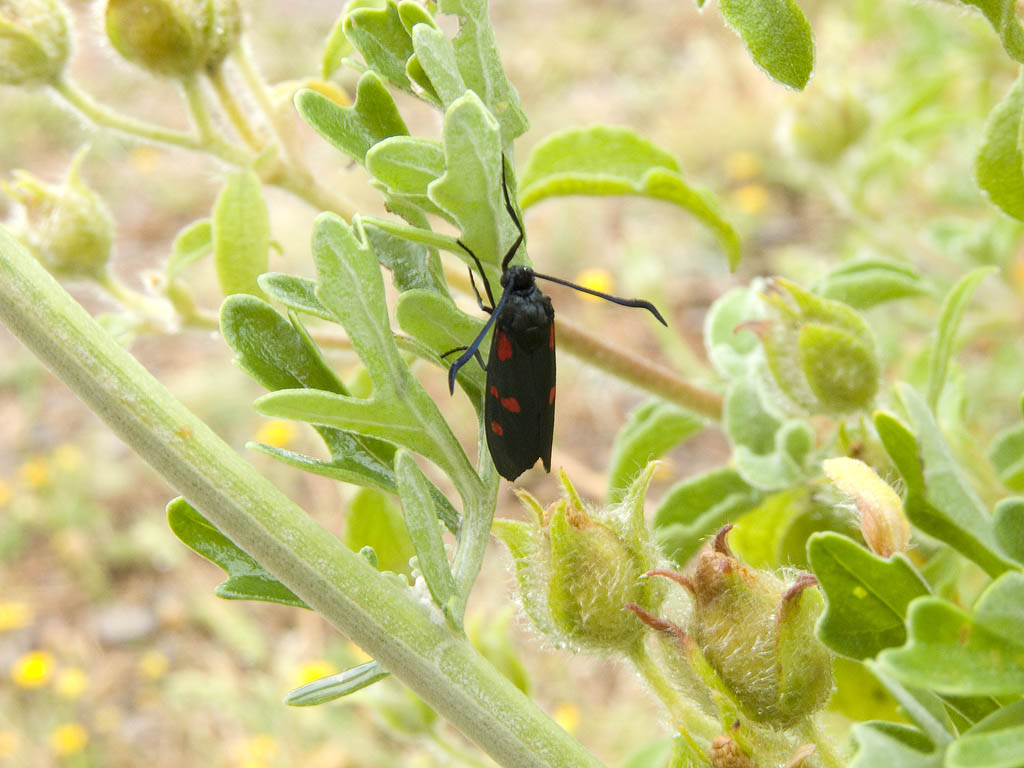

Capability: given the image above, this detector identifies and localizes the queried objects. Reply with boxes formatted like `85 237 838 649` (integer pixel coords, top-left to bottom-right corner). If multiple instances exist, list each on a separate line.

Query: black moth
446 157 667 481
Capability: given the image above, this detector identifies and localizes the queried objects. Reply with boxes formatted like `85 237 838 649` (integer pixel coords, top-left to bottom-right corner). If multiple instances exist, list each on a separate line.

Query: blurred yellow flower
255 419 299 448
573 268 614 303
0 480 12 507
732 184 770 215
294 659 335 687
553 702 580 735
50 722 89 756
11 650 55 688
244 734 279 762
0 730 19 759
18 456 50 489
725 151 762 180
348 643 372 663
56 666 89 699
0 601 33 632
131 146 162 173
1012 254 1024 297
137 649 169 680
52 443 83 473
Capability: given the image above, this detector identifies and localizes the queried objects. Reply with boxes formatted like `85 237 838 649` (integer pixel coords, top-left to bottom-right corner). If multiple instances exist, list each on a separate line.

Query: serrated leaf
438 0 529 143
411 23 468 107
960 1 1024 63
165 218 211 280
878 572 1024 696
295 71 409 164
257 273 336 321
212 169 269 297
606 399 703 504
344 487 416 576
321 12 353 79
718 0 814 90
394 450 458 621
167 497 307 608
344 0 415 89
520 126 740 269
814 258 929 309
976 70 1024 220
366 136 448 218
877 386 1016 577
653 467 762 565
809 532 931 659
927 267 996 409
285 660 390 706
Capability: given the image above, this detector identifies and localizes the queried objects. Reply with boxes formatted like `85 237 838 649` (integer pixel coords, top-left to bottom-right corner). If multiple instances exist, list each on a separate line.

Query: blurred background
2 0 1023 765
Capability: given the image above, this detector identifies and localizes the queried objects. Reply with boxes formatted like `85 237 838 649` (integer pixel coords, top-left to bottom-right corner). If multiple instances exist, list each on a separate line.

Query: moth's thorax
497 267 554 350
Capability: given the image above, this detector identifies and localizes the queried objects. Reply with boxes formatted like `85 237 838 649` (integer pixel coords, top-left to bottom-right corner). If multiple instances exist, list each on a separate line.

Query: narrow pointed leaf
286 660 390 706
165 218 212 280
814 258 929 309
212 169 269 297
809 532 931 659
718 0 814 89
167 497 307 608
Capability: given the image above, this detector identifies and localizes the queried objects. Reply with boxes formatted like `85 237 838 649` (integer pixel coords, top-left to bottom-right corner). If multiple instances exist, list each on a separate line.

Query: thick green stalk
0 227 605 768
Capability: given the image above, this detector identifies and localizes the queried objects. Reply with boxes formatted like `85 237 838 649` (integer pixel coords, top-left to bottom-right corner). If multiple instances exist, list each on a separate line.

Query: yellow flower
725 151 762 181
244 734 278 762
293 659 335 687
573 268 614 303
0 480 12 507
130 146 162 173
52 443 83 473
553 702 580 735
137 649 169 680
0 601 33 632
0 731 19 759
732 184 769 215
11 650 55 688
348 643 372 663
49 722 89 756
55 666 89 699
18 456 50 489
254 419 298 448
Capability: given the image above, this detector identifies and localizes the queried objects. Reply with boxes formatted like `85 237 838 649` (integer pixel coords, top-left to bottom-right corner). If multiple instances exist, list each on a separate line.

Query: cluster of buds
104 0 242 78
0 0 71 86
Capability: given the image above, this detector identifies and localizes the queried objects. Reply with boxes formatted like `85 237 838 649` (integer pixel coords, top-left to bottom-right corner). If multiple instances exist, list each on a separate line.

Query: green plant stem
207 66 264 151
556 318 722 421
0 226 606 768
450 436 500 620
96 271 173 320
629 642 720 745
232 43 305 167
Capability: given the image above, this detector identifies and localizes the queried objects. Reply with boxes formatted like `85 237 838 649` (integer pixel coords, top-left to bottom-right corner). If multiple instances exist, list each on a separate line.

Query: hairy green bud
0 0 71 86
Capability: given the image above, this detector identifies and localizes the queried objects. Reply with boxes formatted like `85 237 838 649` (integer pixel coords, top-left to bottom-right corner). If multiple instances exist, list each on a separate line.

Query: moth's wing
484 322 556 481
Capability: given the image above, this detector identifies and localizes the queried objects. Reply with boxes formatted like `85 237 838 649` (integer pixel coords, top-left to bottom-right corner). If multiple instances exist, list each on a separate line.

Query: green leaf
813 258 929 309
960 1 1024 62
717 0 814 89
947 700 1024 768
363 223 446 294
344 0 415 89
438 0 529 144
606 399 703 504
976 70 1024 220
257 273 336 321
880 386 1016 577
394 289 486 403
394 450 458 622
519 126 740 270
653 467 762 565
869 664 958 746
366 136 449 218
850 722 943 768
995 497 1024 564
398 0 437 33
165 218 211 280
285 660 389 706
411 23 468 107
927 267 996 409
321 11 353 79
295 72 409 164
878 572 1024 696
167 497 307 608
703 283 765 376
809 532 931 659
212 169 269 297
990 421 1024 491
427 92 509 273
344 487 416 576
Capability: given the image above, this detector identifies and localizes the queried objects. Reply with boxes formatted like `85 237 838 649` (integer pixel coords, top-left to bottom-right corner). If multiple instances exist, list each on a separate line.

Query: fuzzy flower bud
492 464 663 654
104 0 241 78
0 0 71 86
685 527 832 726
823 457 909 557
756 278 879 415
4 150 114 280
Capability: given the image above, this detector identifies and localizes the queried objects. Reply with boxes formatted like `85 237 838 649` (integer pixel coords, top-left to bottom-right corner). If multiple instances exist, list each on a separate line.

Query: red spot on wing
489 385 498 398
549 386 555 405
490 420 504 436
549 324 555 349
500 397 521 413
497 332 513 361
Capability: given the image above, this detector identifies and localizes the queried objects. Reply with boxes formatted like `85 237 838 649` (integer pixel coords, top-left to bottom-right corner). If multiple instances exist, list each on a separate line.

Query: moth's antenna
531 271 668 326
